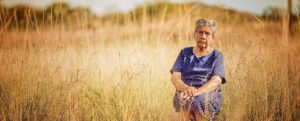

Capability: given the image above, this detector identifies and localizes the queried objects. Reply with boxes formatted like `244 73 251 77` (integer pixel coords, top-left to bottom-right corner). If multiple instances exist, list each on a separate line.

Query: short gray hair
195 19 217 38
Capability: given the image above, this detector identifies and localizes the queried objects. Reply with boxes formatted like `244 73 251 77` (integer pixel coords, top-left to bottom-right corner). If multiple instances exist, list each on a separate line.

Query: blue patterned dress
170 47 226 119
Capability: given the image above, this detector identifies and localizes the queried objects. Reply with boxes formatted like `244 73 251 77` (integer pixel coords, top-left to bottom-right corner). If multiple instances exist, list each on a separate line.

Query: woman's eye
197 31 210 36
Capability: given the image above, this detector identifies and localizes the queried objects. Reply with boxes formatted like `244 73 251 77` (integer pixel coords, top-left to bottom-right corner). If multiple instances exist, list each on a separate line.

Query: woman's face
194 26 213 50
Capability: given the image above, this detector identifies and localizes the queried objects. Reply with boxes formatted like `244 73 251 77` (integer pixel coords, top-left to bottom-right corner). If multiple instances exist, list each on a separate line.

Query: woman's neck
193 46 212 57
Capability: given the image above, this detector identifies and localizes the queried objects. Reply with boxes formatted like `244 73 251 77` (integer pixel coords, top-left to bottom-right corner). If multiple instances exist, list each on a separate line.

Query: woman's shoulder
181 46 193 51
213 49 223 55
212 49 224 58
180 46 193 54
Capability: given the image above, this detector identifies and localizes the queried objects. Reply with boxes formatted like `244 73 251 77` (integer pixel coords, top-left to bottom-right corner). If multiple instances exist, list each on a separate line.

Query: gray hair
194 19 217 38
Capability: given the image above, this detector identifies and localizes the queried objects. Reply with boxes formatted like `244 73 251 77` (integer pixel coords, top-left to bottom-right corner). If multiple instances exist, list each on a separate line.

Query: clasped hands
179 86 200 103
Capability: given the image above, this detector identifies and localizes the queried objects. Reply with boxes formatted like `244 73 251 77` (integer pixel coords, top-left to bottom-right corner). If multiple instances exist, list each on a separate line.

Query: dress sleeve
170 49 184 74
211 53 226 84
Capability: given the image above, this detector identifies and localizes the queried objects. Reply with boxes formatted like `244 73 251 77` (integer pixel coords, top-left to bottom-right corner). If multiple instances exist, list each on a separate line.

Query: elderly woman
170 19 226 121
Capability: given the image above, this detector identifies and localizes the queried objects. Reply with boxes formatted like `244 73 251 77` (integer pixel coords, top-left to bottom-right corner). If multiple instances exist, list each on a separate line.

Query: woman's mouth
197 39 207 43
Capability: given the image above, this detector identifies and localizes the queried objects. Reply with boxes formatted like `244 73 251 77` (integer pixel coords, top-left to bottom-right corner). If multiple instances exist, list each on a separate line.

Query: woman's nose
200 33 207 38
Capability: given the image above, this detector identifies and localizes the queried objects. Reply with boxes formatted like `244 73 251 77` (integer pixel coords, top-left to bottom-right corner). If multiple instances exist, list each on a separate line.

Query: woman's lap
173 91 222 119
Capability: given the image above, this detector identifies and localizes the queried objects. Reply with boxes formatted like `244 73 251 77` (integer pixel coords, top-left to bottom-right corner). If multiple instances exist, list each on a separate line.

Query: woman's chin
197 43 207 50
197 46 207 51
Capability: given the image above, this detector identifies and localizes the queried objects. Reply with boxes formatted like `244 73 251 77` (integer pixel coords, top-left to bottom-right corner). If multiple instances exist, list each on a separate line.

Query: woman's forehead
195 26 211 32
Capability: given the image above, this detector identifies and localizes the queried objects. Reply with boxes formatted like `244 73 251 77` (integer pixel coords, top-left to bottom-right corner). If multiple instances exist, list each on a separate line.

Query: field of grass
0 2 299 121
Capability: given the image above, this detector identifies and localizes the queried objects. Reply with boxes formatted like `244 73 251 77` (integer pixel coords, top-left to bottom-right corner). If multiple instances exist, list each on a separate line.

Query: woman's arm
171 72 197 99
194 76 222 96
171 72 190 91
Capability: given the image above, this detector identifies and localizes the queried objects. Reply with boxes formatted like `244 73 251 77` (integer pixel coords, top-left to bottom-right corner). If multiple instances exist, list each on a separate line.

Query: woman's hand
179 86 197 103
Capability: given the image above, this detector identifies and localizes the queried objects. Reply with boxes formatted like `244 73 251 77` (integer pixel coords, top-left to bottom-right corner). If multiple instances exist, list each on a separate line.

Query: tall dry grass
0 2 299 121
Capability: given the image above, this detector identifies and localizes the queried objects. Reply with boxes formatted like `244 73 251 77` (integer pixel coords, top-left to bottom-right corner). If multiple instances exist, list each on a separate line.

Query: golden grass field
0 2 300 121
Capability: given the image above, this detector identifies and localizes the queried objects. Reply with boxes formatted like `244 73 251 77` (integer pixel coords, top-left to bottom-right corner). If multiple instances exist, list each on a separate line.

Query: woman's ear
211 20 217 30
211 20 217 39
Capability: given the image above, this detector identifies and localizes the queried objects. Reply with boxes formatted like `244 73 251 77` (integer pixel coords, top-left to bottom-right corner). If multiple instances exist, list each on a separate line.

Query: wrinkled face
194 26 213 49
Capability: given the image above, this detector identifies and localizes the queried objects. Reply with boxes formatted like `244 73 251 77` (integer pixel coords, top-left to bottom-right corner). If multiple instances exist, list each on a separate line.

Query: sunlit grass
0 2 299 121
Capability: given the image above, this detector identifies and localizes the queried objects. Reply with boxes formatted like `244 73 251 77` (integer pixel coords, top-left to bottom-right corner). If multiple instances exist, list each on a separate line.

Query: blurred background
0 0 299 120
